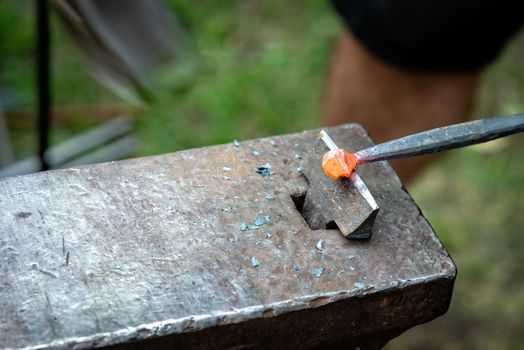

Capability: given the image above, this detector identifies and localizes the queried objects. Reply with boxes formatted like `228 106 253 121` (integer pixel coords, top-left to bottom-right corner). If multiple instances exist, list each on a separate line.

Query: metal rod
319 130 338 151
349 172 378 210
36 0 51 171
354 114 524 164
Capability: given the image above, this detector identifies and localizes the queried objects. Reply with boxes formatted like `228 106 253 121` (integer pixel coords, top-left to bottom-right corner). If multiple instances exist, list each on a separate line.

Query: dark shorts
331 0 524 72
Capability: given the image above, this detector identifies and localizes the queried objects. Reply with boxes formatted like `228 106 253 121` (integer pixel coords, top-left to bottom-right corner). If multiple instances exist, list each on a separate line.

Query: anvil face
0 124 455 349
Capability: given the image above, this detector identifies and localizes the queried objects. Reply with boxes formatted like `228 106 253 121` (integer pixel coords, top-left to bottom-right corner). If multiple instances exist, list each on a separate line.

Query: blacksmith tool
300 131 379 239
331 113 524 172
304 114 524 240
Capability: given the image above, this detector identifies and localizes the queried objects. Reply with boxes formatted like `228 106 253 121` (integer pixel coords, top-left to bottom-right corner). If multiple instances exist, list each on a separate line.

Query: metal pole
36 0 51 171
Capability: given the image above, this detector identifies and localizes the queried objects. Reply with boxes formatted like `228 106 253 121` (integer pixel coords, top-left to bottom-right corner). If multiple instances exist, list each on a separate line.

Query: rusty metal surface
0 124 456 349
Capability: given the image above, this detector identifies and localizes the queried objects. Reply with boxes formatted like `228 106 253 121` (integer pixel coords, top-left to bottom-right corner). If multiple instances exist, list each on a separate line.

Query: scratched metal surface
0 124 456 349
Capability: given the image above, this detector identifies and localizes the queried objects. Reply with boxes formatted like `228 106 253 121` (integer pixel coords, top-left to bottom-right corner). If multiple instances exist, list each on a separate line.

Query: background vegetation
1 1 524 348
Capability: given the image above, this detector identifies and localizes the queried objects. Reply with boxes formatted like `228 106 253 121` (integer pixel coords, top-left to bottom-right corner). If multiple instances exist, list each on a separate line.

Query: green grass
2 1 524 349
387 34 524 349
388 136 524 350
137 0 337 155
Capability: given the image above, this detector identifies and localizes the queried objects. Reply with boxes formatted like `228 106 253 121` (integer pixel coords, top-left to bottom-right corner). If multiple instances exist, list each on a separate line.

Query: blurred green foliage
139 0 337 155
389 137 524 350
388 36 524 350
1 1 524 349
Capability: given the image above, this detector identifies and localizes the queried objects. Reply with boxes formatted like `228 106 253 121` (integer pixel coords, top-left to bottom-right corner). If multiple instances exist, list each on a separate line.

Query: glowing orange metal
321 148 357 180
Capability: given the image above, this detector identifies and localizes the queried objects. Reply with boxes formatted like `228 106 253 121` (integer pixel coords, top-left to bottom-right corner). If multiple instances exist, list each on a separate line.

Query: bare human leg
323 30 480 182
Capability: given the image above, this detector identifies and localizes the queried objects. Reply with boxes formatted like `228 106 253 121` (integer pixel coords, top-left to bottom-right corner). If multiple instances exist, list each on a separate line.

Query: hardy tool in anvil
302 113 524 240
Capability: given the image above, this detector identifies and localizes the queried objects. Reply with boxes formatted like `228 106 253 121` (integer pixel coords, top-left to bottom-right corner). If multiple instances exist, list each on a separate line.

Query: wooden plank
61 134 139 168
0 117 134 178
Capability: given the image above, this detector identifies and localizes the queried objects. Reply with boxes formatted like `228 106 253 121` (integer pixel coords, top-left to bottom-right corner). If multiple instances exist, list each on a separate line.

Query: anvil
0 123 457 349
